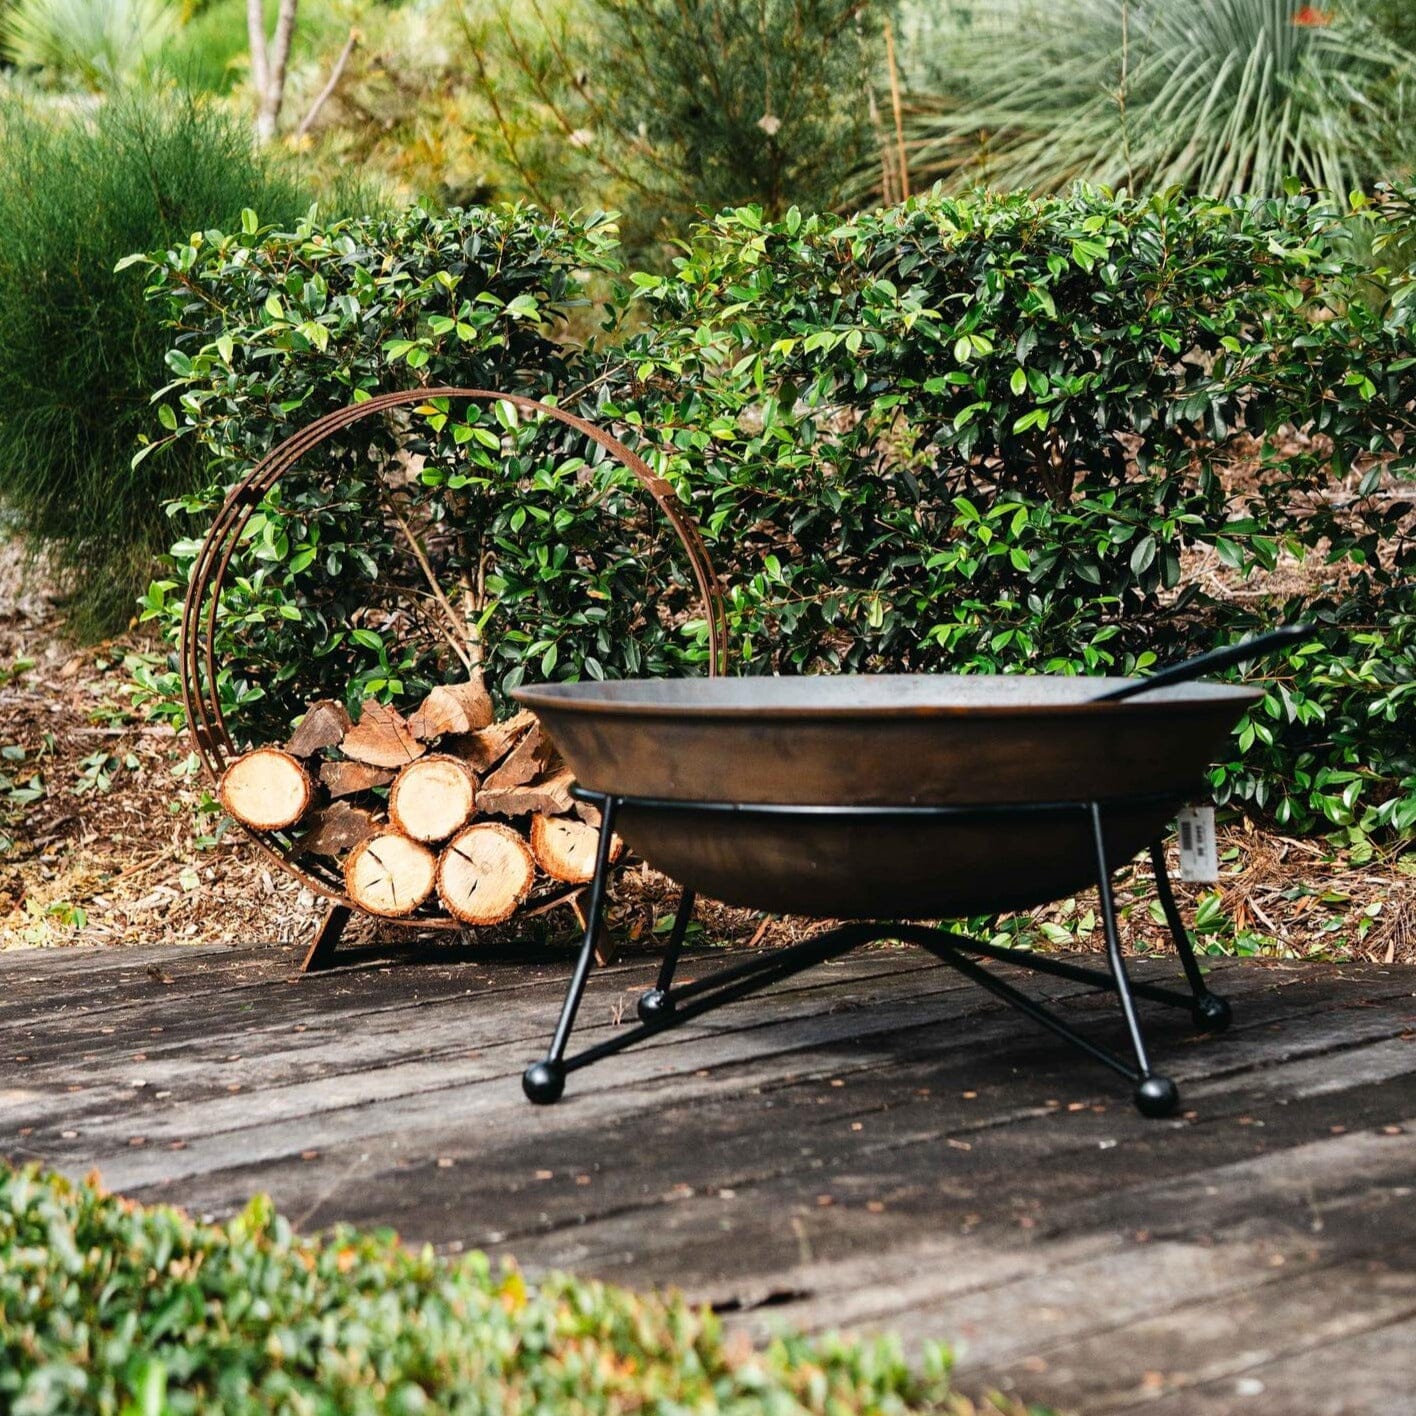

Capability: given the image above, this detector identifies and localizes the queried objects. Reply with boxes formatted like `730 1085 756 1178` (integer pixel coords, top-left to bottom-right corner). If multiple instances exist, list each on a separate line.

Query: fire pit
516 627 1309 1117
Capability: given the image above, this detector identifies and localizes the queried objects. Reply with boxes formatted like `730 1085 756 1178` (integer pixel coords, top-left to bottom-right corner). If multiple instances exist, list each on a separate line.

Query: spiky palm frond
892 0 1415 197
1 0 179 90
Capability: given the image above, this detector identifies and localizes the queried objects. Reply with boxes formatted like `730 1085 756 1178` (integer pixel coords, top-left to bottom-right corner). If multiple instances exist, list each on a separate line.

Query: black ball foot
522 1060 565 1105
1192 992 1232 1034
1134 1074 1180 1118
637 988 674 1025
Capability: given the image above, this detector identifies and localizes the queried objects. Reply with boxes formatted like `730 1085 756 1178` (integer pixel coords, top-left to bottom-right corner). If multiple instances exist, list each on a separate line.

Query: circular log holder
180 388 728 970
522 790 1233 1118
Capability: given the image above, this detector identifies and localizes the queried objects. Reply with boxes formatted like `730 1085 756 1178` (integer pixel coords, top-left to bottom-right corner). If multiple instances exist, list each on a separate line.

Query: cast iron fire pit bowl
514 675 1258 919
514 627 1309 1117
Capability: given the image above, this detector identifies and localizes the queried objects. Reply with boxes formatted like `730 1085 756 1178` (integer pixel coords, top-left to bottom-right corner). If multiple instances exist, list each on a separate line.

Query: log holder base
523 790 1231 1118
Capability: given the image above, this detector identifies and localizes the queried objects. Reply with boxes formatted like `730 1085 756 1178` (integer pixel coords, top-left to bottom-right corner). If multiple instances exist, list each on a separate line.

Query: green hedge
128 202 652 744
136 185 1416 839
0 1165 980 1415
602 186 1416 835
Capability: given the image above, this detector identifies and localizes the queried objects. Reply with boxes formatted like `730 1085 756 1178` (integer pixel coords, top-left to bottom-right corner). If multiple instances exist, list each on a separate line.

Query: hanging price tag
1177 804 1218 883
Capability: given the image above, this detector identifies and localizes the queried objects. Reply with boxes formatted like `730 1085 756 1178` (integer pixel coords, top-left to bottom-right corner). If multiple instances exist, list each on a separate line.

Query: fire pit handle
1095 623 1315 703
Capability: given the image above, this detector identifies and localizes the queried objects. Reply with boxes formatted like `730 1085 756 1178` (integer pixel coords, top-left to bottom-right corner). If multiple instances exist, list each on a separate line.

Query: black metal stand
522 793 1230 1117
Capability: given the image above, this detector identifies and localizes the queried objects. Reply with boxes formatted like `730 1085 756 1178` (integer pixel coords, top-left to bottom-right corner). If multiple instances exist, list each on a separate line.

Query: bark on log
343 832 437 917
387 754 476 843
437 823 536 926
319 760 396 798
408 678 494 740
219 748 313 831
296 801 376 857
341 699 424 768
529 813 623 884
482 724 549 792
285 699 351 758
446 709 537 773
476 766 575 820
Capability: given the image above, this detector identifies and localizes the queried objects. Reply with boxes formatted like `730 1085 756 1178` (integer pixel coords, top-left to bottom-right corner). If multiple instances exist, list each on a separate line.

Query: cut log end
343 832 437 918
220 748 313 832
388 754 476 843
529 813 624 884
437 823 536 926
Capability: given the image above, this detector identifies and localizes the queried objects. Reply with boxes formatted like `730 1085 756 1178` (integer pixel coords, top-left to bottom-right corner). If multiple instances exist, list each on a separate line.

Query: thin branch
386 497 481 675
884 17 910 199
296 26 360 139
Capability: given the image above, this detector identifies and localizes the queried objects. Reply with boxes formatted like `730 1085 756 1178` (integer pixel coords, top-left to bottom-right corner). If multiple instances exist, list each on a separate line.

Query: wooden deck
3 937 1415 1414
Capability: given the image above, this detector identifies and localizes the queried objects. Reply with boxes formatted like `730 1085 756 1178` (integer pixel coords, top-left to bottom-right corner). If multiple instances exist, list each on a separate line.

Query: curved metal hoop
180 387 729 926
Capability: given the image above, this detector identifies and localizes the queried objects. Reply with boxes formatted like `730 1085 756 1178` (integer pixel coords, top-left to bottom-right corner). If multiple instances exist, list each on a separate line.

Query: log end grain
219 748 313 832
529 813 623 884
437 823 536 926
388 754 477 843
343 832 438 917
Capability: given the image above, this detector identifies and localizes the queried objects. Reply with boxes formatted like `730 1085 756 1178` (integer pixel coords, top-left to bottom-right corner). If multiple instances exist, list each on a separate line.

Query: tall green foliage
0 91 321 638
891 0 1415 199
129 203 639 742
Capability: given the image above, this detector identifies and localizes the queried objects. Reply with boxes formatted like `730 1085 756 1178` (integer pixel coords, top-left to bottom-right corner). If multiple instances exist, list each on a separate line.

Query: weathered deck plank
3 939 1413 1415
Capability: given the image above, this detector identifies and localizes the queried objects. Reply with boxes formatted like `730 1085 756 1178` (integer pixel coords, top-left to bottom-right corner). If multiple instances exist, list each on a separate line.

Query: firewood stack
217 677 621 926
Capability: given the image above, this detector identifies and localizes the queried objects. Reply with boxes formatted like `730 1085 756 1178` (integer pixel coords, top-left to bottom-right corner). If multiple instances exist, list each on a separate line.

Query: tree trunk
249 0 300 142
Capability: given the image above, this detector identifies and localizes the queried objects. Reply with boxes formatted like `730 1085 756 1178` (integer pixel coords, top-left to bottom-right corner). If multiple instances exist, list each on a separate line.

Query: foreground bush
0 90 321 639
0 1165 980 1414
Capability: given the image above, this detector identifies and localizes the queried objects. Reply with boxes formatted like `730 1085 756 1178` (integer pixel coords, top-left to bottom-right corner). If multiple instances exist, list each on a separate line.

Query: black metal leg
638 888 695 1024
522 791 1208 1119
1149 839 1232 1034
1092 804 1179 1118
523 796 620 1104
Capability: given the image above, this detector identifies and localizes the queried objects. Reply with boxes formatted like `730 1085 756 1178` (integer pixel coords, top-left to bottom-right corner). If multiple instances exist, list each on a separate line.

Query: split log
388 754 476 843
319 760 395 798
529 813 623 884
284 699 350 758
341 699 424 769
476 766 575 820
296 801 376 857
447 709 537 773
437 823 536 926
219 748 313 831
482 723 549 792
408 677 494 740
343 832 437 917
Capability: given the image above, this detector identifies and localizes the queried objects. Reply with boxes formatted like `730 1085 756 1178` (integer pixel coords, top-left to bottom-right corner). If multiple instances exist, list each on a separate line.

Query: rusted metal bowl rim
514 675 1263 720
